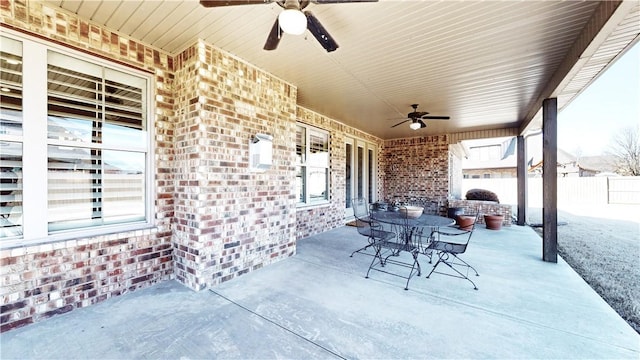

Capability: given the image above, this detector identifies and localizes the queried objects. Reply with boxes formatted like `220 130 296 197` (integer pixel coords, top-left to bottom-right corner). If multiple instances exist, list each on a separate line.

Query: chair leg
450 254 479 277
426 252 478 290
365 243 385 279
403 251 421 290
350 236 375 257
412 250 421 277
425 255 442 279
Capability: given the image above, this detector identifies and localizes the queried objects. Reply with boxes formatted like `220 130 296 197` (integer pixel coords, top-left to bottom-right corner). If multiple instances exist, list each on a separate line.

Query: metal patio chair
425 213 480 290
350 197 383 257
365 207 426 290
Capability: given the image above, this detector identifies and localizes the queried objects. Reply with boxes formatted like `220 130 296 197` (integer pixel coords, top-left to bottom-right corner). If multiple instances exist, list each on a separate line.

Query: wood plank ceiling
41 0 639 140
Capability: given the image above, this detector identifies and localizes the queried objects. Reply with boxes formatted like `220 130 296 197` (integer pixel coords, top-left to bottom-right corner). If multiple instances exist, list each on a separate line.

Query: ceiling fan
391 104 450 130
199 0 378 52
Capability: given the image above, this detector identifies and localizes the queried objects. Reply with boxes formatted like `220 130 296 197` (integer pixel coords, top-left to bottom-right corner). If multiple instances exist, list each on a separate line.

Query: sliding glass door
344 137 377 219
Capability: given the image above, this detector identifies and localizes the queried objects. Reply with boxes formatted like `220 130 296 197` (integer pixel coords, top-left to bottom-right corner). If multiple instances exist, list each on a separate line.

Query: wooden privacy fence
461 176 640 207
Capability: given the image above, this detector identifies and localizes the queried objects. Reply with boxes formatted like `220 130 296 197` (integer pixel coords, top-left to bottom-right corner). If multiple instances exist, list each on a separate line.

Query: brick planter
447 199 511 226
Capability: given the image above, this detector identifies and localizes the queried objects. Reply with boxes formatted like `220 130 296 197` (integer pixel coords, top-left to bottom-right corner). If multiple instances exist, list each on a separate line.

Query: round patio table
369 210 455 247
365 210 456 289
369 210 455 228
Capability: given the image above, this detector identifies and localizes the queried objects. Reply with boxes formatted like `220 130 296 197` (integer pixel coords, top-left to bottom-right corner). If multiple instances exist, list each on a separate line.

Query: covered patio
2 224 638 359
1 0 639 336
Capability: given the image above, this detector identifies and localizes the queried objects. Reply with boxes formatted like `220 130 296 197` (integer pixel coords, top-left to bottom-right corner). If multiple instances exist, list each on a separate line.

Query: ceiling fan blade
304 11 339 52
200 0 272 7
408 111 429 118
418 120 427 128
422 115 450 120
391 119 410 128
312 0 378 3
263 18 282 50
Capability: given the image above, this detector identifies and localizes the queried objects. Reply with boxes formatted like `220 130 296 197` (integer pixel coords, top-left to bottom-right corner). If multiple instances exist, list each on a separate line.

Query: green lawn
535 213 639 334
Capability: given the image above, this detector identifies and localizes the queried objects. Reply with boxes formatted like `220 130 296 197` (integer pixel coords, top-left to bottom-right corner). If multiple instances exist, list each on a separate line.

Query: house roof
578 155 618 173
462 137 517 170
461 135 612 173
37 0 640 140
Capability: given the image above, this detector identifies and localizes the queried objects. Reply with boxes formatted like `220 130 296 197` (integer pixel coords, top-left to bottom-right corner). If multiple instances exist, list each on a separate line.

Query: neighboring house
462 136 612 178
462 137 517 178
528 148 585 177
578 155 618 175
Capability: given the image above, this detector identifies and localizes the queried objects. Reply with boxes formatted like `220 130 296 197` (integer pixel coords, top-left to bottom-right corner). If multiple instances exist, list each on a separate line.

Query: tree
607 126 640 176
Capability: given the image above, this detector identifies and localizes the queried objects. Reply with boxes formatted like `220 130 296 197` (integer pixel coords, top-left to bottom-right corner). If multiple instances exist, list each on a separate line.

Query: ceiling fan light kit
278 0 307 35
391 104 450 131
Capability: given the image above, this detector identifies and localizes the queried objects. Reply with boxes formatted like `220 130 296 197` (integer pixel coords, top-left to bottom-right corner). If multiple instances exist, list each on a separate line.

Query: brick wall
171 41 298 290
381 135 451 214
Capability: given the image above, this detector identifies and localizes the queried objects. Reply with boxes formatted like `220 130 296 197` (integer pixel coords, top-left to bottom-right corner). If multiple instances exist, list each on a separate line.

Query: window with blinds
0 33 152 244
47 51 147 232
296 124 329 205
0 36 23 238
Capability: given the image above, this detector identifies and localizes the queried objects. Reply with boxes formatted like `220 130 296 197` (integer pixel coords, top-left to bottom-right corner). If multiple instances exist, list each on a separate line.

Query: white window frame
296 123 330 206
0 31 155 248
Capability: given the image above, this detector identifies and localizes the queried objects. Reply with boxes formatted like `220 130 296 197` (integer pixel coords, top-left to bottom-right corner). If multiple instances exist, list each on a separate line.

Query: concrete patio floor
1 224 638 359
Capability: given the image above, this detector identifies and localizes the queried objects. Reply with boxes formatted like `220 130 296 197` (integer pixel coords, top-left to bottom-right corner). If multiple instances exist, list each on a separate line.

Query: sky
557 41 640 156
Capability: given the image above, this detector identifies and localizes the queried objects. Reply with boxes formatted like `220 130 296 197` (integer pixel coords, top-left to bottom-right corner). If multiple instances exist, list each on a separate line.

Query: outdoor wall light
249 133 273 172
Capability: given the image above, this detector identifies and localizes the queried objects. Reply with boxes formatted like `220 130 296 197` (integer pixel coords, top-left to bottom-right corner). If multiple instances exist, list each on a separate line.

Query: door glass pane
357 146 363 198
345 143 352 208
368 148 374 203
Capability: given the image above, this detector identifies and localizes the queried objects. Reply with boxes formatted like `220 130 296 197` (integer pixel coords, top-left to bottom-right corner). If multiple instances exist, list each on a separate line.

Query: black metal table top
370 210 455 228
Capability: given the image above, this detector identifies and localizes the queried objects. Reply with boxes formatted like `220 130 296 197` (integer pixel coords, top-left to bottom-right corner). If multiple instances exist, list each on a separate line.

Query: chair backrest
353 217 373 237
437 212 479 248
351 197 370 220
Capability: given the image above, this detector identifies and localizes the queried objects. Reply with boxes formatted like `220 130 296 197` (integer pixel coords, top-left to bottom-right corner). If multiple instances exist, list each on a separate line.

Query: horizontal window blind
0 36 23 135
296 124 330 204
308 131 329 168
46 51 148 233
296 125 305 165
0 35 23 239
